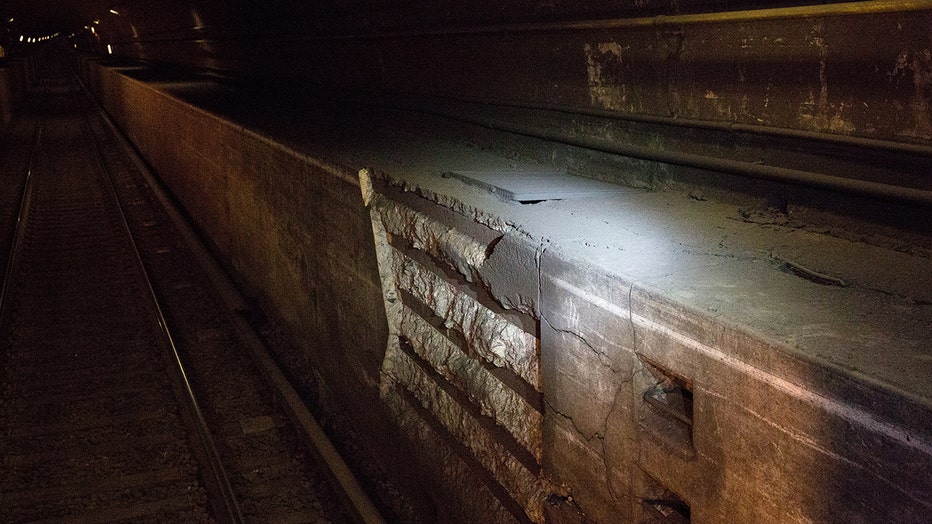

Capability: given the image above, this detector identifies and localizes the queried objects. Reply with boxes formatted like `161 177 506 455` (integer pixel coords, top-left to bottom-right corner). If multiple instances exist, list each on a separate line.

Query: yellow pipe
126 1 932 44
323 0 932 40
553 0 932 30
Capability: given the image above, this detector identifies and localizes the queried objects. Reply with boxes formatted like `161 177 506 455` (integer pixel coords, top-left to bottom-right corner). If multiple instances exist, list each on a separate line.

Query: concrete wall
362 170 931 523
80 58 434 519
91 2 932 147
538 252 930 523
83 59 931 523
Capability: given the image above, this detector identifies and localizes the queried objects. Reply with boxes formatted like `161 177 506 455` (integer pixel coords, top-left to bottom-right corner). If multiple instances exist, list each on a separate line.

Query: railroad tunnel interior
1 1 931 523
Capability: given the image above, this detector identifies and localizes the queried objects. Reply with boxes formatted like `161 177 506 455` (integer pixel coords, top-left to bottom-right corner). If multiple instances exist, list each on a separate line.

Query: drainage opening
640 472 691 523
639 357 694 458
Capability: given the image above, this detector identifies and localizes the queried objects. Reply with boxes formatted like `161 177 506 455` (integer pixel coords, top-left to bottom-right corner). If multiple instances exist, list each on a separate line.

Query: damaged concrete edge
363 168 547 319
383 343 547 522
545 244 932 454
380 170 517 234
362 166 551 521
360 168 401 335
363 163 540 392
378 163 931 442
398 305 544 460
360 161 931 520
391 247 541 390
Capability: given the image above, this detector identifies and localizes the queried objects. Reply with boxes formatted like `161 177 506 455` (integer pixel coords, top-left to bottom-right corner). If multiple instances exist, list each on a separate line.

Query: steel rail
78 97 245 524
0 117 43 331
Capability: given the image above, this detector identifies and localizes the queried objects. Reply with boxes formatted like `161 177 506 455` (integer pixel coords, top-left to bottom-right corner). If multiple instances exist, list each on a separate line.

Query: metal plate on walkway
449 169 625 203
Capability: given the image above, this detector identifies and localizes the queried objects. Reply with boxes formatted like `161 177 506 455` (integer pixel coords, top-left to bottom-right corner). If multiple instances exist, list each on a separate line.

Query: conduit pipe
446 95 932 159
109 1 932 48
391 102 932 208
145 0 932 46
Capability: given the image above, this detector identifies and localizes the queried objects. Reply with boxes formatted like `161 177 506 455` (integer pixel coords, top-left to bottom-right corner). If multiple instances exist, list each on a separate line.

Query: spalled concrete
83 57 931 523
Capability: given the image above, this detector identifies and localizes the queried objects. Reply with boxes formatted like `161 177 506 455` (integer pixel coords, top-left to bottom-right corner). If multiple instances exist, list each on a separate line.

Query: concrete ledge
82 57 931 523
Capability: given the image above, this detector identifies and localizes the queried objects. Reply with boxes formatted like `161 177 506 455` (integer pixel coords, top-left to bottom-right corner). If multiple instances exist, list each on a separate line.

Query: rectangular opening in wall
639 357 694 459
640 472 691 524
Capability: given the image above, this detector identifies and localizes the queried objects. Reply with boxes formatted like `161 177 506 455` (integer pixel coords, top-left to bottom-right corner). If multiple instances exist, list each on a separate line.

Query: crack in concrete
627 283 637 356
535 240 546 321
534 242 621 373
544 398 601 442
552 319 620 373
599 373 632 507
767 251 926 302
677 246 742 260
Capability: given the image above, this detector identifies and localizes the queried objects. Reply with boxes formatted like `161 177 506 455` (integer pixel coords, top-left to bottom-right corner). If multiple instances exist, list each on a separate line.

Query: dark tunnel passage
0 2 930 523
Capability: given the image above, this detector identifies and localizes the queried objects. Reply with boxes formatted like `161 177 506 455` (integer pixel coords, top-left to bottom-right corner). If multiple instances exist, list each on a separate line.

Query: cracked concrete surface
91 59 932 523
382 343 546 522
366 180 549 522
397 305 543 460
392 248 540 390
371 161 930 521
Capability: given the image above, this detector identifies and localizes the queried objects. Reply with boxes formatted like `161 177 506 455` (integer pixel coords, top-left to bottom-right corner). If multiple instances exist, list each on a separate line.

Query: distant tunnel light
109 9 120 15
107 44 113 54
90 26 96 34
191 9 205 30
19 35 23 42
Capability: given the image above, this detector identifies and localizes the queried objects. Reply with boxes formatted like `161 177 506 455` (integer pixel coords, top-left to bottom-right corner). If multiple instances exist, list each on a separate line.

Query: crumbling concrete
365 161 931 522
365 168 546 521
84 56 932 523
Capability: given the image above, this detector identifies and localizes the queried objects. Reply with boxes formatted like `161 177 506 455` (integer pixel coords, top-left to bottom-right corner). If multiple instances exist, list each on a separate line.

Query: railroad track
0 60 381 523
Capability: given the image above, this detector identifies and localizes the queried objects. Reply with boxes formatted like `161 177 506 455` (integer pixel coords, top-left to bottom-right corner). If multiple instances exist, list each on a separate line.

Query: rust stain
800 20 855 134
890 48 932 139
584 41 629 111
